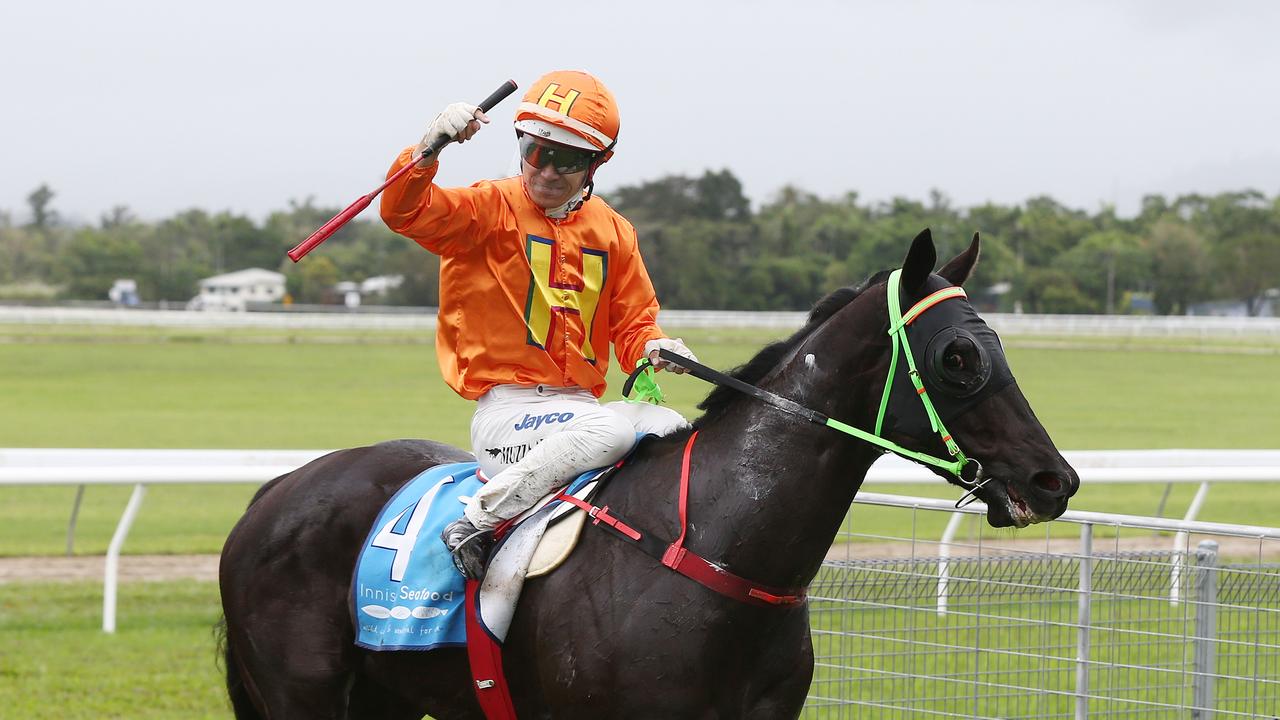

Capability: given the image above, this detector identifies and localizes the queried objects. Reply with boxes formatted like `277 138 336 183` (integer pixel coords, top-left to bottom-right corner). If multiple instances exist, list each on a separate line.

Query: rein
629 269 990 508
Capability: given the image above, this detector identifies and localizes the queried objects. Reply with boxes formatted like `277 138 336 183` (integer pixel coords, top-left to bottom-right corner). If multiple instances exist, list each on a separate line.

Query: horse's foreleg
741 626 814 720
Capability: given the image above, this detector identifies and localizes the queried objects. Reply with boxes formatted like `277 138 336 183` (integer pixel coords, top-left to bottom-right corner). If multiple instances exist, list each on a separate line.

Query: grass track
1 325 1275 450
0 581 227 719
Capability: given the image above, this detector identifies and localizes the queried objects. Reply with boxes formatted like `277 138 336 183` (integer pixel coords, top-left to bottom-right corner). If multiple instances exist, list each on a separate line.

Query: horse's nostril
1032 471 1062 494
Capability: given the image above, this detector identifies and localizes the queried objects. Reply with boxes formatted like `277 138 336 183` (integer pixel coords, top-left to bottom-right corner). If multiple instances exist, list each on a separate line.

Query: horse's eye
925 329 991 398
945 337 977 372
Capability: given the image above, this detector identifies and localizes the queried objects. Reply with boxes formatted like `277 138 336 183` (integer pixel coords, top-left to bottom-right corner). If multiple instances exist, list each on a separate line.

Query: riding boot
441 517 494 580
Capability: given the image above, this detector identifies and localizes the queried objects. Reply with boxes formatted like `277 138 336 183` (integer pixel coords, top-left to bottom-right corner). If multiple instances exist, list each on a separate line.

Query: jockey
380 70 695 580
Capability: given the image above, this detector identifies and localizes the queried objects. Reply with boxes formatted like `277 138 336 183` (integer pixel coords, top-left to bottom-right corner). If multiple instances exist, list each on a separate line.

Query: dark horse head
218 228 1079 719
695 227 1078 531
879 228 1078 525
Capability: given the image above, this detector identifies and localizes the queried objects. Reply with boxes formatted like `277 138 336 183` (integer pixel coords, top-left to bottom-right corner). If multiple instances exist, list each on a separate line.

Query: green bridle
865 269 988 506
625 268 990 507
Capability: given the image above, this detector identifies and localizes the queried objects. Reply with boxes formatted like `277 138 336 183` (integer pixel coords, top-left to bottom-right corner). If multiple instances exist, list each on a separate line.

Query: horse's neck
690 306 889 587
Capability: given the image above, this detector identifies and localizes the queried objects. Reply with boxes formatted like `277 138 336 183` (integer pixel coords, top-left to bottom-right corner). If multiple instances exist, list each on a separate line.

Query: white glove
644 337 697 374
415 102 488 165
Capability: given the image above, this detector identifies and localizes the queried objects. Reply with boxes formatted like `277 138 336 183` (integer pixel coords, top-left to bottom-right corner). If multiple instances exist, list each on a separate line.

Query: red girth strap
464 579 518 719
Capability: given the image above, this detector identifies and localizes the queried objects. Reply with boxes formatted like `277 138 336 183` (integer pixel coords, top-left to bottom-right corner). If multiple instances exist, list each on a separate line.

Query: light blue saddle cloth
352 461 605 651
353 462 478 651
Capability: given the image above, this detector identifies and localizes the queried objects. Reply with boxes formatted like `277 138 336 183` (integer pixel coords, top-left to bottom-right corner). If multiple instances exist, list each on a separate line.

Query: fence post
67 484 86 555
1171 481 1213 607
1075 523 1094 720
103 483 147 633
1191 539 1219 720
936 511 966 616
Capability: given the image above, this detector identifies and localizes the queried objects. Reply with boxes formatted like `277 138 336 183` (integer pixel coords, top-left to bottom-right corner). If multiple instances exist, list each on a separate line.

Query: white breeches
464 384 689 529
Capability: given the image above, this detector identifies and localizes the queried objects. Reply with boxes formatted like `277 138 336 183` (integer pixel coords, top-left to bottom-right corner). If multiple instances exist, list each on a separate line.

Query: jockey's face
521 158 589 210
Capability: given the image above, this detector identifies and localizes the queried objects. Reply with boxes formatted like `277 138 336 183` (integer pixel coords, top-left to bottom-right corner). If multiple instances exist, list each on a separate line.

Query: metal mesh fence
801 507 1280 719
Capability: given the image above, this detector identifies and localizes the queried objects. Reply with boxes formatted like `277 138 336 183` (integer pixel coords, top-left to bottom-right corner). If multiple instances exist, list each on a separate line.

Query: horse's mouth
988 482 1039 529
1004 484 1035 527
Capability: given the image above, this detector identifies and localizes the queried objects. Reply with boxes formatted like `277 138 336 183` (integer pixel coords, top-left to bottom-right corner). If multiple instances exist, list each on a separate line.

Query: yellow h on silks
524 236 606 363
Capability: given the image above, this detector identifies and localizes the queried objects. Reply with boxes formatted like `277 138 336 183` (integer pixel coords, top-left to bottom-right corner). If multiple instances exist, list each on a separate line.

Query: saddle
525 484 592 577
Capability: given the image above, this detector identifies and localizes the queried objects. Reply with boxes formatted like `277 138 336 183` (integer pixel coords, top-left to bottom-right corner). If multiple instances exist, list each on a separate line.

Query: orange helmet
514 70 620 163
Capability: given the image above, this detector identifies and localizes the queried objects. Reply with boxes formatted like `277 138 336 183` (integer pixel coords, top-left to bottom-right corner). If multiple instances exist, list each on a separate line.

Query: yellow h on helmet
514 70 620 163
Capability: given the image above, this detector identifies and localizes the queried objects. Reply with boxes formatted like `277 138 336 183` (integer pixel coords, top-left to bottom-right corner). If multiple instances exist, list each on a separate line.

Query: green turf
0 341 475 450
3 325 1276 449
1010 344 1279 450
0 581 229 719
1 484 261 556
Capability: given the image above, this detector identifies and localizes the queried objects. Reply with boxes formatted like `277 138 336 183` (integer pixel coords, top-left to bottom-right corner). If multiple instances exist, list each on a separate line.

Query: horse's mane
693 269 892 425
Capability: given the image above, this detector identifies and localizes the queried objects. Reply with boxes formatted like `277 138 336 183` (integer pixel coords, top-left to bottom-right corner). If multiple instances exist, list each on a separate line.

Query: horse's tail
216 616 264 720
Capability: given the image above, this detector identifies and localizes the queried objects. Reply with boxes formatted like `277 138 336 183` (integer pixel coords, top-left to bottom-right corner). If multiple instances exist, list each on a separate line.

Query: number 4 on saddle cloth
353 459 618 651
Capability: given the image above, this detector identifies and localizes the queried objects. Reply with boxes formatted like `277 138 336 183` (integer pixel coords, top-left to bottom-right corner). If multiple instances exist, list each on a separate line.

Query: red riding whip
287 79 519 263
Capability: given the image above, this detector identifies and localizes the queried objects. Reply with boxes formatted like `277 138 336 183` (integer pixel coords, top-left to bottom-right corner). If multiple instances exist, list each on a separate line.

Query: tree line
2 173 1278 314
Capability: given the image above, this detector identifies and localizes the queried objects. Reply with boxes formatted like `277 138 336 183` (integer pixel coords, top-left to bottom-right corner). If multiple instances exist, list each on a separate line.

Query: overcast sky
3 0 1279 227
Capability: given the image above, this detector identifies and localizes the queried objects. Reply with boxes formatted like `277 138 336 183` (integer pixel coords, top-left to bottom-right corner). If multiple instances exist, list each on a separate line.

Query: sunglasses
518 134 598 175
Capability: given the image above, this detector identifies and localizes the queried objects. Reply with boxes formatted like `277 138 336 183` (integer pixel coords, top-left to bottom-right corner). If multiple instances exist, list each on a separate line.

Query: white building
188 268 286 311
334 281 362 309
360 275 403 297
108 279 139 306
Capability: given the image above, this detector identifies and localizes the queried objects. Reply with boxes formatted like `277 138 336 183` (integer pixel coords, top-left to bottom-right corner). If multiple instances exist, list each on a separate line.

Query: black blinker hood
882 275 1016 438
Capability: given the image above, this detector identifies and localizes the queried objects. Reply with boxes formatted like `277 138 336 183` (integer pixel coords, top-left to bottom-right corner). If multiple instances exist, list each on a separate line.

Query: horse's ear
938 232 981 287
901 228 936 294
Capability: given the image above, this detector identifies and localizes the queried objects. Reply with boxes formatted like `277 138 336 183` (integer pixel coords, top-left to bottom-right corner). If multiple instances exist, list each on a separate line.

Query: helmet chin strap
515 158 586 219
543 191 584 219
541 166 599 219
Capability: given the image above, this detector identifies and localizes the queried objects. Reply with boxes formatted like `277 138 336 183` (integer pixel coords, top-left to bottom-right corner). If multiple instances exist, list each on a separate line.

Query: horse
218 229 1079 719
